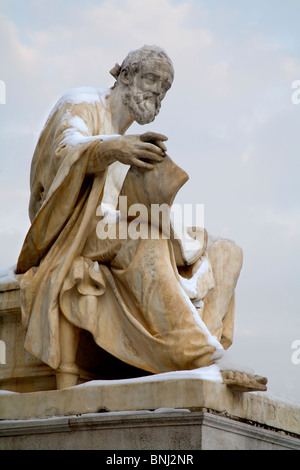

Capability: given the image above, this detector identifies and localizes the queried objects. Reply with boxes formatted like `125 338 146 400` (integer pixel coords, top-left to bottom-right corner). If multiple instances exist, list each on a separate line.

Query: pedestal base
1 277 299 450
0 376 299 450
0 409 299 450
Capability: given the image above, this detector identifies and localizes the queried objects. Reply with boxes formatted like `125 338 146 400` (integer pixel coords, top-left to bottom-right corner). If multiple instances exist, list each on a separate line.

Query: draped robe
16 86 230 373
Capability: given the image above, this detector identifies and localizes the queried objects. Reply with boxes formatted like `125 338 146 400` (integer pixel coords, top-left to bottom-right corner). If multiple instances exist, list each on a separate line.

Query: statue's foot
221 370 268 392
56 362 80 390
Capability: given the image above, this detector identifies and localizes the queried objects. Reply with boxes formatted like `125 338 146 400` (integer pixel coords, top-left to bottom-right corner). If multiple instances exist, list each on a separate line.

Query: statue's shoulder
55 87 111 111
44 87 111 125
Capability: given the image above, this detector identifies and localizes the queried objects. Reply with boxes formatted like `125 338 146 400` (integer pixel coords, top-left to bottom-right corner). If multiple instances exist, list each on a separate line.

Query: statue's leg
56 314 81 390
202 240 267 391
201 239 243 348
110 237 219 370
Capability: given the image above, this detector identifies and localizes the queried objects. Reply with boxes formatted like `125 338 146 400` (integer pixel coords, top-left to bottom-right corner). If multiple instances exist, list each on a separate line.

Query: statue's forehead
139 59 174 78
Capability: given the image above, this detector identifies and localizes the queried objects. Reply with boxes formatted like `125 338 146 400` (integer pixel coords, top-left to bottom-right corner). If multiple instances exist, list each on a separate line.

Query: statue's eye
144 74 158 84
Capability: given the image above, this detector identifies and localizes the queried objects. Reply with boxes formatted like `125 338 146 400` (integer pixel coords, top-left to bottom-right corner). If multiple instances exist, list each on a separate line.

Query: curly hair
110 45 174 84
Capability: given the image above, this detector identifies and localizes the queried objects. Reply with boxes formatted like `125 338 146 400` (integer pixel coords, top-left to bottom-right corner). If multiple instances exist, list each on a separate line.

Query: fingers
139 139 167 158
155 141 167 152
140 132 168 142
136 150 164 163
131 149 165 170
255 375 268 385
131 158 155 170
130 133 169 154
120 134 169 170
138 142 165 157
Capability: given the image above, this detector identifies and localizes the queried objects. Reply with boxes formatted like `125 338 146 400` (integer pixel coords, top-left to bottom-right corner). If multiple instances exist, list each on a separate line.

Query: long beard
124 91 161 125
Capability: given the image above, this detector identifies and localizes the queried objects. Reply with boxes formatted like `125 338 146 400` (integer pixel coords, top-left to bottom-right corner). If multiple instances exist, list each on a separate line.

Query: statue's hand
113 132 168 170
88 133 168 174
140 132 168 153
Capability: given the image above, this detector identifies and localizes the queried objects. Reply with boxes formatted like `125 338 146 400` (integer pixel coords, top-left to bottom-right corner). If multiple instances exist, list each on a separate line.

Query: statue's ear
109 63 121 80
119 67 130 85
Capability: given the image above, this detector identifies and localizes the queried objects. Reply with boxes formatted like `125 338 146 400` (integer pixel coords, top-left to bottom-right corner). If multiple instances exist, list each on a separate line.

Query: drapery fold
16 88 229 374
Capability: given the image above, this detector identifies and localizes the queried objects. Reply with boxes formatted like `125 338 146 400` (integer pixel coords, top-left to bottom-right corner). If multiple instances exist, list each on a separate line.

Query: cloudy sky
0 0 300 404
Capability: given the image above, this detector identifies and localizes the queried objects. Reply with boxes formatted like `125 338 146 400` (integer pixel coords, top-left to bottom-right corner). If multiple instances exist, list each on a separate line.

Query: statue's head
110 45 174 125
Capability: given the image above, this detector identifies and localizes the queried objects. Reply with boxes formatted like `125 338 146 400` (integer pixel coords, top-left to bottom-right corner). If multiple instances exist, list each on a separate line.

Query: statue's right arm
52 103 168 176
86 133 167 174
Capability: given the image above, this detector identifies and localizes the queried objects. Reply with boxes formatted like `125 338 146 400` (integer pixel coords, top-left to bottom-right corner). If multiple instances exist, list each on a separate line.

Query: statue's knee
209 239 243 272
228 242 243 271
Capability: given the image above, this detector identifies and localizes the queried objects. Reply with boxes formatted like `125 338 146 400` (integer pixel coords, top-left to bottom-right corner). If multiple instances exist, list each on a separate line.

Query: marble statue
16 45 267 392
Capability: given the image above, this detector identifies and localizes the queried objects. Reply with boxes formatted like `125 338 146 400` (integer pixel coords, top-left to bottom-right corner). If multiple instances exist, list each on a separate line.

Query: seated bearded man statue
16 45 267 393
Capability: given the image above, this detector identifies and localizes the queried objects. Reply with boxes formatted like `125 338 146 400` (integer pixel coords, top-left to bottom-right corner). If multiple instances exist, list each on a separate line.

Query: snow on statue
15 45 267 392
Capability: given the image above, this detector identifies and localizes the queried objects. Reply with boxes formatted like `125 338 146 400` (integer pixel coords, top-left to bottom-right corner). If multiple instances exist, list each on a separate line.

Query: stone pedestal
1 277 299 450
0 376 299 432
1 409 299 450
0 277 55 392
0 376 299 449
0 279 153 392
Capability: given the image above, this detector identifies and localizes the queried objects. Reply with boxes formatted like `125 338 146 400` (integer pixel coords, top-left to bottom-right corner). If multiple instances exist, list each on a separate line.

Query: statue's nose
152 81 162 95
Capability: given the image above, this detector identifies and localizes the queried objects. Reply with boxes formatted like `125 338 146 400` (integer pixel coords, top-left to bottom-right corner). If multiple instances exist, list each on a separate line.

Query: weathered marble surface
0 281 153 392
1 411 299 450
0 377 299 437
0 278 56 392
8 45 248 391
1 276 298 445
